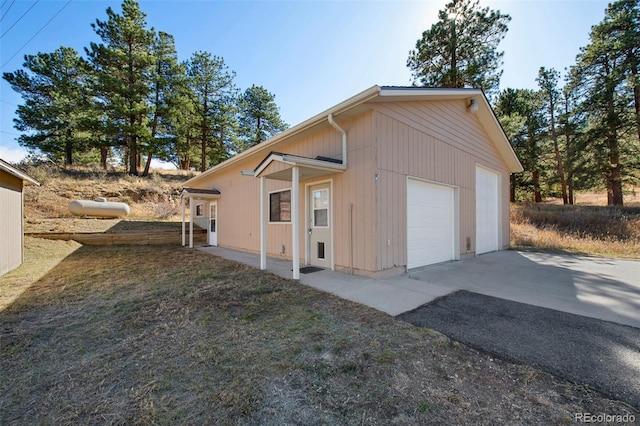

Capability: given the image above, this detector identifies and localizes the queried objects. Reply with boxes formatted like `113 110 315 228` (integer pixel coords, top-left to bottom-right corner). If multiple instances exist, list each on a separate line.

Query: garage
406 178 455 269
475 166 500 254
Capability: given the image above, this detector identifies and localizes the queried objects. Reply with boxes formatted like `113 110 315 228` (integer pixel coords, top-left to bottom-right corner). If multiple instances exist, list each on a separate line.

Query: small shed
0 158 39 275
181 85 523 279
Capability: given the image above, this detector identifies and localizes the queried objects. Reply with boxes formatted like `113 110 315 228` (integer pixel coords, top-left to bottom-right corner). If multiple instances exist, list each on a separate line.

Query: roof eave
0 159 40 185
182 85 382 187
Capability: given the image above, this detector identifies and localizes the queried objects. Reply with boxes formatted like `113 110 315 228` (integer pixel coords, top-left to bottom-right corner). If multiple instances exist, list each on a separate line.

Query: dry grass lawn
1 241 635 424
511 203 640 259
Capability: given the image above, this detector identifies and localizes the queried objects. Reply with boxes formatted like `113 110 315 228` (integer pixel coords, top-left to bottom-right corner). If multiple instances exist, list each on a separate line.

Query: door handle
308 228 312 235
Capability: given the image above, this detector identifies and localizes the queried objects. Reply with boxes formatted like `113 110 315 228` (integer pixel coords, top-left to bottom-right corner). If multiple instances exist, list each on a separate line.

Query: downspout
328 113 347 167
328 113 352 273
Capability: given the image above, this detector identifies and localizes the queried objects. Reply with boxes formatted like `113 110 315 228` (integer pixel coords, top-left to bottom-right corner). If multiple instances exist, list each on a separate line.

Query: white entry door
308 183 331 269
476 166 499 254
209 201 218 246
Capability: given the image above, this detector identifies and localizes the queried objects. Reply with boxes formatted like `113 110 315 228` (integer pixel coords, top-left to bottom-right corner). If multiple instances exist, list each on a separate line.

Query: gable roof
0 158 40 185
181 187 221 199
183 85 523 187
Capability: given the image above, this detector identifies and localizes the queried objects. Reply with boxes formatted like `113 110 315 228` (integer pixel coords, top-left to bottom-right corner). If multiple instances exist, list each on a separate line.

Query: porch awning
181 187 221 199
254 152 346 181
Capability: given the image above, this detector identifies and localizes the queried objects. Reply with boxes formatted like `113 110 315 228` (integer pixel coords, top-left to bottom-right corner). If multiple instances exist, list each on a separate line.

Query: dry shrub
511 203 640 258
153 201 181 219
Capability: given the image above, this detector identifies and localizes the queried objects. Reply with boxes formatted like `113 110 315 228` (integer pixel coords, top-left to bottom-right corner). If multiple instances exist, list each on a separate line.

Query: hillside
21 165 198 234
17 165 640 258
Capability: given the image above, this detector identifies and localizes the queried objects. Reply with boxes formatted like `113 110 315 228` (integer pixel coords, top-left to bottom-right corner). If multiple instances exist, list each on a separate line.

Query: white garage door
476 166 500 254
407 179 455 269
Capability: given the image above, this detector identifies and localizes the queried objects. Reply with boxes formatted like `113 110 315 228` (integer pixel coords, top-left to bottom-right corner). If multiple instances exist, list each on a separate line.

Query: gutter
183 85 381 187
327 113 347 167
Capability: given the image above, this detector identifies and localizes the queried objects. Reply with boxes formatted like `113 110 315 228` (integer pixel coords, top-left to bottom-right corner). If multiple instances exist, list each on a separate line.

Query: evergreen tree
184 51 236 171
86 0 156 175
605 0 640 146
568 0 640 205
3 47 91 165
238 85 288 149
495 88 546 202
537 67 568 204
407 0 510 95
142 31 185 176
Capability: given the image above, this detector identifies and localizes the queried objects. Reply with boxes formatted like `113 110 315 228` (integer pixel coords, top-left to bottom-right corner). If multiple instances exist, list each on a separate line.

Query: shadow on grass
2 245 636 424
106 220 185 232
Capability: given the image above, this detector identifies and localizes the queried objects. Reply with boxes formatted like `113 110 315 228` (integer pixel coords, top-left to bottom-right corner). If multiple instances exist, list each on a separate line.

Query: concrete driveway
199 246 640 408
408 250 640 329
198 246 640 328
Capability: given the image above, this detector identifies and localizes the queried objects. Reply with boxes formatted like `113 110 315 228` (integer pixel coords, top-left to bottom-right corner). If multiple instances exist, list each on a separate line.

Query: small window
269 190 291 222
195 204 204 217
312 189 329 227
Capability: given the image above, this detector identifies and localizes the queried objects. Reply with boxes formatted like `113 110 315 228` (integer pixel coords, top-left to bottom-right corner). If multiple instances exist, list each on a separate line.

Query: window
269 190 291 222
195 203 204 217
312 189 329 227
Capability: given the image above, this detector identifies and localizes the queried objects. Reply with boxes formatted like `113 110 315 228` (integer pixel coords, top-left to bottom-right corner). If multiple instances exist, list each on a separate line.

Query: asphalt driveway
398 290 640 409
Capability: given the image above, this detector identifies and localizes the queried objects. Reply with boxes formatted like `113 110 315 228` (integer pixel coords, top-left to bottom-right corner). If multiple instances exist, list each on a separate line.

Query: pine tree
407 0 510 95
142 31 184 176
184 51 236 172
86 0 156 175
495 88 546 202
238 85 288 149
3 47 91 165
537 67 568 204
568 0 640 205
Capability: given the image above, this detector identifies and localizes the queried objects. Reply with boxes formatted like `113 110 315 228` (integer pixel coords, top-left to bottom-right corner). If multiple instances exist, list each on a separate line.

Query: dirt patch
1 243 636 424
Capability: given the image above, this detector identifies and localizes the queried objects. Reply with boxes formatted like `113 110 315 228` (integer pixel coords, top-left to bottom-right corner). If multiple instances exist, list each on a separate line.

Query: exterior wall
189 98 514 276
372 100 511 272
0 170 24 276
190 111 378 274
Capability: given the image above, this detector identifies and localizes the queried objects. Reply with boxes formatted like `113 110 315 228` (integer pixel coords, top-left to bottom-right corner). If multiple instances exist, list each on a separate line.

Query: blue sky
0 0 609 164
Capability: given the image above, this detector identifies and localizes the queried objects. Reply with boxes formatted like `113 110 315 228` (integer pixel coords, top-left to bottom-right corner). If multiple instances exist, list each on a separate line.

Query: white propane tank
69 199 131 218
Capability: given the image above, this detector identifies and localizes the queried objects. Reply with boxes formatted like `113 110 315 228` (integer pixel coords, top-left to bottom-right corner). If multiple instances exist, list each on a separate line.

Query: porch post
260 176 266 270
189 196 194 248
181 196 186 247
292 166 300 280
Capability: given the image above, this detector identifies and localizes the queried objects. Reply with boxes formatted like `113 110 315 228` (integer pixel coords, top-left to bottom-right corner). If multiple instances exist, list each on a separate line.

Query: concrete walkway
196 246 640 329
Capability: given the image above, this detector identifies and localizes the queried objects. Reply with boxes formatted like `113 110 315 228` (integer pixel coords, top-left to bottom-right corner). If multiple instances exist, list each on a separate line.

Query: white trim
304 179 335 271
260 177 266 270
209 201 218 246
189 197 194 248
183 85 522 188
195 203 204 217
311 188 330 228
184 86 379 186
181 197 186 246
0 159 40 185
254 153 346 178
267 187 292 224
292 166 300 280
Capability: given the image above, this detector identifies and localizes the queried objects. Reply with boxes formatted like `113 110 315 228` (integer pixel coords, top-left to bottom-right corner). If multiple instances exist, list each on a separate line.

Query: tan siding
186 98 512 275
260 160 290 177
1 171 24 275
374 100 512 271
375 100 506 172
188 111 378 273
